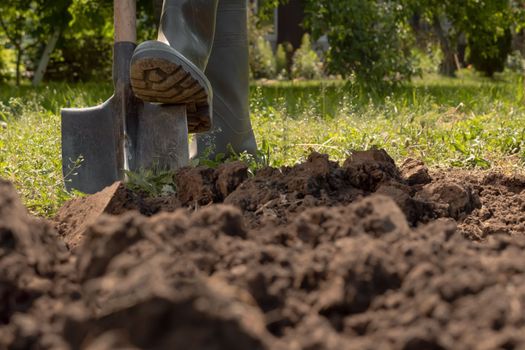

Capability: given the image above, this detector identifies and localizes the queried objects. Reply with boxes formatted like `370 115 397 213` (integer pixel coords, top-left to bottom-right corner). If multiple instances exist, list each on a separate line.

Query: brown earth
2 150 525 349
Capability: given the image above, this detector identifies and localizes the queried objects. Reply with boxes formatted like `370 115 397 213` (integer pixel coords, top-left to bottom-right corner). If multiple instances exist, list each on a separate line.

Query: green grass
1 69 525 216
252 70 525 168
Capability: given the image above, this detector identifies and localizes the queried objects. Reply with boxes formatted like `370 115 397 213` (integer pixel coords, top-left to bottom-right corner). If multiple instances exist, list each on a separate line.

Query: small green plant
291 34 323 80
193 143 271 176
191 148 228 169
63 155 84 185
124 168 177 198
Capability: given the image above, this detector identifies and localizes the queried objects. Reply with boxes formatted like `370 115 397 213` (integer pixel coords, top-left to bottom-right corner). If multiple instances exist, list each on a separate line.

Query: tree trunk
277 0 305 50
15 46 22 86
433 16 457 77
32 27 61 86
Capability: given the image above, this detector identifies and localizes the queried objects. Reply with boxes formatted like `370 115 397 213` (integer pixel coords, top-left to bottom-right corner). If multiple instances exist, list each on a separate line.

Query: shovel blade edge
61 98 119 194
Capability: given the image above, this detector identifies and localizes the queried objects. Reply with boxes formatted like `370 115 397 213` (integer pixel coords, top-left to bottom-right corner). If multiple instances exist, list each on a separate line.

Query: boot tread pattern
130 57 211 133
131 59 208 104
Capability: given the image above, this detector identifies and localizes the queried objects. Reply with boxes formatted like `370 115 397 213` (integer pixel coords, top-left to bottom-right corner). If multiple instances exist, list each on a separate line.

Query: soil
3 150 525 349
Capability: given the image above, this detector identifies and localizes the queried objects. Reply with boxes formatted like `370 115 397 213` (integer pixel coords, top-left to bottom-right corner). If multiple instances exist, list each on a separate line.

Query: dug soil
3 150 525 349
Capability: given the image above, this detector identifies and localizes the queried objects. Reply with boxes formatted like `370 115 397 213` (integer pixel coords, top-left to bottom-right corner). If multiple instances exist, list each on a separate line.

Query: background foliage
0 0 524 88
304 0 417 88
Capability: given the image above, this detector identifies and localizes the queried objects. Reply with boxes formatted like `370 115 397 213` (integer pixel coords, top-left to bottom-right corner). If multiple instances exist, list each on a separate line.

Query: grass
1 69 525 216
253 71 525 168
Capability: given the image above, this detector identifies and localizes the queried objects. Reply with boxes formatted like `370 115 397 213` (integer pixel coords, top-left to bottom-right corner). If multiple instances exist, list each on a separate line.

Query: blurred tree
46 0 156 82
0 0 157 83
304 0 416 89
468 28 512 77
0 0 39 85
409 0 521 77
1 0 522 84
302 0 524 83
276 0 305 50
256 0 281 21
248 3 277 79
31 0 73 85
0 0 75 85
46 0 113 81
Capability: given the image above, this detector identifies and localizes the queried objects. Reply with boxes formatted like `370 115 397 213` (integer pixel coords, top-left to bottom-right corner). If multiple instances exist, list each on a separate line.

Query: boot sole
130 41 212 133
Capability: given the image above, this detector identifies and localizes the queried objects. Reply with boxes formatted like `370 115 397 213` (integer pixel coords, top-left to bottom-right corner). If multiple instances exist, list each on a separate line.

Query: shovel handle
115 0 136 43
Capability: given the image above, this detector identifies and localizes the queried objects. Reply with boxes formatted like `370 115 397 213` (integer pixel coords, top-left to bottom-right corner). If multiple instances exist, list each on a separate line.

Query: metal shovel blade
62 96 190 194
61 41 136 195
61 97 119 194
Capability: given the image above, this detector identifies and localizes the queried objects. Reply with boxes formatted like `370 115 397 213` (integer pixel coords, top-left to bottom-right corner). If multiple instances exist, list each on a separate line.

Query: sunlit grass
251 70 525 169
1 69 525 216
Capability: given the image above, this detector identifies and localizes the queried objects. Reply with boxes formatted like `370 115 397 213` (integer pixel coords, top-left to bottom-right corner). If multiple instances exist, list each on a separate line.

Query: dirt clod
416 180 481 220
400 158 432 186
175 166 217 206
216 161 249 199
3 150 525 349
54 182 128 250
344 149 403 192
0 180 74 349
64 279 272 350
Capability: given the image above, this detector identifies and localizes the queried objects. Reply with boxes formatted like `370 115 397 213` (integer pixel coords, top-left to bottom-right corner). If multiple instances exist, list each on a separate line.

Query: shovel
61 0 192 194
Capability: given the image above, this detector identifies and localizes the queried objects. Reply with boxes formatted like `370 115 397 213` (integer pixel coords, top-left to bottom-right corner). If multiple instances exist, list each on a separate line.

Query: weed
193 144 270 177
124 168 177 198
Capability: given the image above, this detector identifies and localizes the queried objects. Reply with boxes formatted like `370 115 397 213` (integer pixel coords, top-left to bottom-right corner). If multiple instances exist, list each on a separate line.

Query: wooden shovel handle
114 0 136 43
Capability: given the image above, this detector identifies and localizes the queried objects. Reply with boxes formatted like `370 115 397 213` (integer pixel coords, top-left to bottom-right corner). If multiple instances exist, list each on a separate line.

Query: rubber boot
190 0 257 159
130 0 218 133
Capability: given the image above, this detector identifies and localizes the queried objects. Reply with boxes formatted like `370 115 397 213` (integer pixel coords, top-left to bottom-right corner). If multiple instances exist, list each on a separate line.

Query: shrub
506 50 525 74
251 37 277 79
467 28 513 77
248 5 276 80
304 0 416 89
275 43 289 79
0 45 12 83
47 34 112 81
291 34 323 80
412 44 443 75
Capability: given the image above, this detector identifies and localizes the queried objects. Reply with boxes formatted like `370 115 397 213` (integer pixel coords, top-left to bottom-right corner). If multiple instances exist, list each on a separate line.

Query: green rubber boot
130 0 218 133
190 0 257 159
